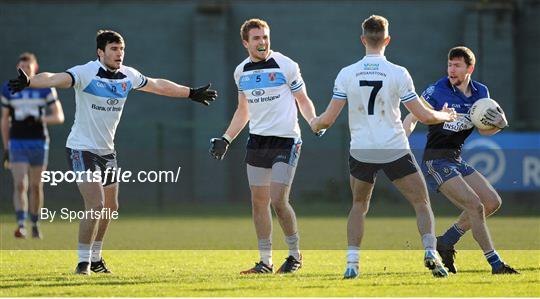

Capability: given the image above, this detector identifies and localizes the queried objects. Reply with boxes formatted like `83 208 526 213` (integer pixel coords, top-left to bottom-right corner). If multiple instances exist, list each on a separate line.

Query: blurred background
1 0 539 216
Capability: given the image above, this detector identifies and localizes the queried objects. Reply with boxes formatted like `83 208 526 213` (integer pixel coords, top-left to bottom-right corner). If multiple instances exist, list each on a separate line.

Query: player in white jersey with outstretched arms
310 15 457 279
8 30 217 275
209 18 321 274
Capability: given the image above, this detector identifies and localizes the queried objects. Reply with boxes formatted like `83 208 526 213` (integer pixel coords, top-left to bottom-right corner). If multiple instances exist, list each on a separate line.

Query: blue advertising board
409 132 540 191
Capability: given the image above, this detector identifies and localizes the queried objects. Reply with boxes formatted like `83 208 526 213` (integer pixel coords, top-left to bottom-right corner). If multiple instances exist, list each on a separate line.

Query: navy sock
15 210 27 227
440 223 465 246
30 213 39 226
485 250 503 270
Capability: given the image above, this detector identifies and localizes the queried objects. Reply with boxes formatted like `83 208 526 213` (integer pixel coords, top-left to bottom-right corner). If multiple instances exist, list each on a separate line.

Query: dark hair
362 15 389 47
96 30 124 51
448 46 476 66
18 52 38 64
240 18 269 41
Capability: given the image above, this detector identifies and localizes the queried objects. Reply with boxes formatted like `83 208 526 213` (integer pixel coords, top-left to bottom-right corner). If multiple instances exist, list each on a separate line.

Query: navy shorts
349 153 419 184
66 148 118 186
422 157 476 191
245 134 302 169
9 139 48 166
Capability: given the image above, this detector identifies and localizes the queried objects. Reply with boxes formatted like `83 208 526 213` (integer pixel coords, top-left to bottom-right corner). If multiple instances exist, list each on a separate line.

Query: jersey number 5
359 80 382 115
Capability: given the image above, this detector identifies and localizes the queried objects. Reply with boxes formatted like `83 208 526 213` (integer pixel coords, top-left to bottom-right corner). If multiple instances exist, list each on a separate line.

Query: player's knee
352 192 370 204
270 197 288 212
251 195 270 207
352 198 370 215
29 182 42 194
484 194 502 215
90 204 104 212
466 199 484 218
107 201 119 212
410 194 430 207
86 200 104 211
14 180 27 194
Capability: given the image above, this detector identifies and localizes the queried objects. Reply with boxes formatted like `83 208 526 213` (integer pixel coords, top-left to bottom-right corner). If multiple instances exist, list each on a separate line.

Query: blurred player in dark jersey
1 52 65 239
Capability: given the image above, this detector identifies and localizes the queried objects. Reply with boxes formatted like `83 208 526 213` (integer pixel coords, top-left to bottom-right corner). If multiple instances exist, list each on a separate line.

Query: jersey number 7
359 80 382 115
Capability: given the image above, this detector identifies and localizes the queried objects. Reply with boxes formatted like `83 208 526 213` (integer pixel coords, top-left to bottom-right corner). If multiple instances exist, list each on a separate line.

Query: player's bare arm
41 101 65 125
310 99 346 132
403 101 455 137
224 92 250 140
293 88 317 127
9 69 72 93
139 78 217 106
1 107 9 150
404 102 504 137
403 113 418 137
1 107 9 168
210 92 249 160
404 98 457 125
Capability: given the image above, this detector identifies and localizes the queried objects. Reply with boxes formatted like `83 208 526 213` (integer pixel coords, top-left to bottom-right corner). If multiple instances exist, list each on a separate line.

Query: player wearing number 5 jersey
311 15 457 279
209 18 321 274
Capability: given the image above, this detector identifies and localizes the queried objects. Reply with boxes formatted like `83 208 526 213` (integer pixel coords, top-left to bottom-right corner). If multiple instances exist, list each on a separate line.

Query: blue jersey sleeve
480 85 490 98
471 81 490 104
420 84 438 110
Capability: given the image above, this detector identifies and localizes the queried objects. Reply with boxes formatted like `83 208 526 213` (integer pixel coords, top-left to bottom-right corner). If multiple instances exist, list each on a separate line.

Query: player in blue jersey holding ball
403 46 518 274
8 30 217 275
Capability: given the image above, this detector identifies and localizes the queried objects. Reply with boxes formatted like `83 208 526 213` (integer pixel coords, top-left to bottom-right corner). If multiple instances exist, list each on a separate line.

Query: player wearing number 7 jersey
310 15 457 279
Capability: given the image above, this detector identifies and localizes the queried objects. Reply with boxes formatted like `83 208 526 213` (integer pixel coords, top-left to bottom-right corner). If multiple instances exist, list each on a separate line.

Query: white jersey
234 51 304 138
66 60 147 154
333 54 418 163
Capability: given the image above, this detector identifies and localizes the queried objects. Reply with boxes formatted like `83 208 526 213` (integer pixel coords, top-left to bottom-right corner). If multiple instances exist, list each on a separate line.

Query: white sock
346 245 359 267
91 241 103 262
78 243 91 264
258 238 272 266
422 233 437 251
285 232 301 260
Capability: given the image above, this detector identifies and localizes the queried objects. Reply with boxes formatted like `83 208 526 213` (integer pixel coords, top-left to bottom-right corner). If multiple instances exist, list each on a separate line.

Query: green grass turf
1 216 539 296
0 250 538 297
1 215 538 250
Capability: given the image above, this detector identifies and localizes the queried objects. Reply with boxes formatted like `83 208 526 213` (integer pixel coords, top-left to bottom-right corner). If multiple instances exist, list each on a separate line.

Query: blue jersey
421 77 489 160
1 82 58 140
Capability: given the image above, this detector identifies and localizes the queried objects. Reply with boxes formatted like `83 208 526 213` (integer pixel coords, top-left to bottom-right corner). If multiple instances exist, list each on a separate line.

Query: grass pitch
1 215 539 297
1 250 538 297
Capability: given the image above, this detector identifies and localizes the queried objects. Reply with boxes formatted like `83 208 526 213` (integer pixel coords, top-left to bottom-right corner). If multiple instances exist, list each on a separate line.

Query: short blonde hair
362 15 389 47
240 18 270 41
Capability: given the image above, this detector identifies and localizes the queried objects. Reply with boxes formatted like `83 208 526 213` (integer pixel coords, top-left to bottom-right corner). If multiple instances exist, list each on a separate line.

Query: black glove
210 137 230 160
2 150 9 169
484 107 508 129
189 83 217 106
8 68 30 94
